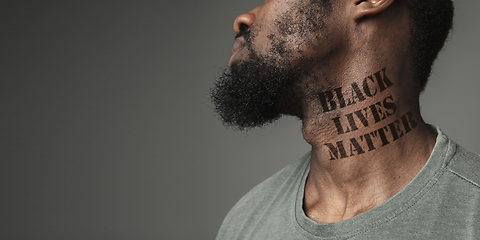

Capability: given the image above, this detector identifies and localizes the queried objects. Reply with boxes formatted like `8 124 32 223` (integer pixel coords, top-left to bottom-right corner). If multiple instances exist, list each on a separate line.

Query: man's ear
353 0 395 20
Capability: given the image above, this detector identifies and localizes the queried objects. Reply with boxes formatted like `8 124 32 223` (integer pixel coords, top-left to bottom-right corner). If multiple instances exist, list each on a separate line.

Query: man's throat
303 67 419 160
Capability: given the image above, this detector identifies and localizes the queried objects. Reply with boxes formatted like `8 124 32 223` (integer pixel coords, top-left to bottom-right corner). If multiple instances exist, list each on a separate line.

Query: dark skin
229 0 437 223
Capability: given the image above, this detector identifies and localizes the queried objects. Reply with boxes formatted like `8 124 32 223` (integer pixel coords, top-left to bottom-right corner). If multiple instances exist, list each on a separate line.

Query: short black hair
408 0 454 92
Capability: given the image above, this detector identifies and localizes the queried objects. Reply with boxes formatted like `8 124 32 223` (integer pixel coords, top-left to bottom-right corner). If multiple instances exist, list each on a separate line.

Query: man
211 0 479 239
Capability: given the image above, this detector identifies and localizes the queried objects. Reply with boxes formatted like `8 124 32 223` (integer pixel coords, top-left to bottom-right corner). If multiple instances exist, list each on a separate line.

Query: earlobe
353 0 395 20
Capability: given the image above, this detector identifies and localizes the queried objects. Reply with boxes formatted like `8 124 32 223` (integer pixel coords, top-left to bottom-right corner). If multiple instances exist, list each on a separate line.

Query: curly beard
210 50 304 131
210 0 330 131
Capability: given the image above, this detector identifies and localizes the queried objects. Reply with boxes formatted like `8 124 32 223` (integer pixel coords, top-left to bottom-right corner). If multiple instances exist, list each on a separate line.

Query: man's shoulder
230 152 310 210
444 142 480 188
218 152 310 237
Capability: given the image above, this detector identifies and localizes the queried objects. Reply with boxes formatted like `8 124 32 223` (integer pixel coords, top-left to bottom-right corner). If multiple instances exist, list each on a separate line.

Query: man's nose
233 11 257 35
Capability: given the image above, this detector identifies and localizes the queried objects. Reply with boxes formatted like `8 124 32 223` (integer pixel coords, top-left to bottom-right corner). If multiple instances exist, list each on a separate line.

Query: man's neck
300 67 437 223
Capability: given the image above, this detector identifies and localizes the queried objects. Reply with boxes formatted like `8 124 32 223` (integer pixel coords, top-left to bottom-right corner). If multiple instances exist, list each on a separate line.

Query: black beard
210 51 303 131
210 0 331 131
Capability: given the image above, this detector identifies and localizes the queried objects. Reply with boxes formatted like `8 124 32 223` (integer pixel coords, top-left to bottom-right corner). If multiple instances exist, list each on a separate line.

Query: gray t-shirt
217 127 480 239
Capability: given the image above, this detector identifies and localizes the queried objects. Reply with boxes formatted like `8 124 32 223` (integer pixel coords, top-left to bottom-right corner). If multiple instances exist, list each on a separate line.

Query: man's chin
211 68 282 131
211 50 304 131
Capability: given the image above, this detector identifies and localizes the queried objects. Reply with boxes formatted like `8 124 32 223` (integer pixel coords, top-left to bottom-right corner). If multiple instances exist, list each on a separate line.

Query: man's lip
229 37 246 68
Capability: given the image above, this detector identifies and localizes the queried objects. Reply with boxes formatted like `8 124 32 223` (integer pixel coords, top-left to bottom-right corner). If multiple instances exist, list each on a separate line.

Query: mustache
235 26 250 40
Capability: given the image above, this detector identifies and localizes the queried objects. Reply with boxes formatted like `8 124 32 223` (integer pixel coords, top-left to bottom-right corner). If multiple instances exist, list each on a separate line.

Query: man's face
230 0 332 68
211 0 333 130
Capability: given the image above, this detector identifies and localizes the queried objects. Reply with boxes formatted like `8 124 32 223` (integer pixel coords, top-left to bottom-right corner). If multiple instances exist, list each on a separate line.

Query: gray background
1 0 479 239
